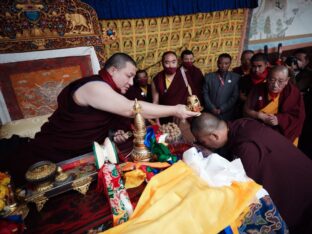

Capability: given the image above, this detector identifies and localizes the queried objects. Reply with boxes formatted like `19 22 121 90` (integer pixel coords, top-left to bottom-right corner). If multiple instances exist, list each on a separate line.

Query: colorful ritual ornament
144 127 178 164
93 137 119 169
131 99 151 162
97 164 133 226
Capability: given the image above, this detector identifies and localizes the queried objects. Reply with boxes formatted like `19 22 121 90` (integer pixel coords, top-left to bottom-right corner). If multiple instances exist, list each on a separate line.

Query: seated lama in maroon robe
1 75 132 185
245 81 305 143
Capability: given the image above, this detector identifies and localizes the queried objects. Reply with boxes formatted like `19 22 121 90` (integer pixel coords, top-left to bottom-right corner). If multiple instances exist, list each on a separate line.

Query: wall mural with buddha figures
100 9 249 78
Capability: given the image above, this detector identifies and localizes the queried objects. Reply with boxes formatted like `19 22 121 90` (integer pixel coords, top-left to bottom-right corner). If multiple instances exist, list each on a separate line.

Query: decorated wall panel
0 0 104 64
100 9 249 78
248 0 312 51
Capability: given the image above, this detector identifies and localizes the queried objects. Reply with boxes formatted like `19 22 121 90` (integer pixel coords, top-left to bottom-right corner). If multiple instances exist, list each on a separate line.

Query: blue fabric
144 127 155 150
220 226 233 234
238 195 288 233
82 0 258 19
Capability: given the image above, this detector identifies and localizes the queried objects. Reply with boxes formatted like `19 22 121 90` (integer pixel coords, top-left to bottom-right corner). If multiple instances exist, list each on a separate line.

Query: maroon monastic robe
153 69 189 123
227 118 312 233
232 66 246 76
125 84 152 102
247 82 305 142
153 69 188 105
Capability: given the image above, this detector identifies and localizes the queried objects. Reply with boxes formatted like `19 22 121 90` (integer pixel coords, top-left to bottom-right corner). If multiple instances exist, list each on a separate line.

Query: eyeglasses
268 78 288 87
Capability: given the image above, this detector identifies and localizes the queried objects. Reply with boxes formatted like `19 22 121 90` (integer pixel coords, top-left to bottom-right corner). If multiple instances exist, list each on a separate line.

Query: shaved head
191 113 221 135
191 113 228 150
104 53 136 70
269 65 289 78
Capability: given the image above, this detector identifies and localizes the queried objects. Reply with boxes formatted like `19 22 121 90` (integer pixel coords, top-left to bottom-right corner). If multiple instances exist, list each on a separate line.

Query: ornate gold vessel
25 161 57 192
131 99 151 162
187 95 203 112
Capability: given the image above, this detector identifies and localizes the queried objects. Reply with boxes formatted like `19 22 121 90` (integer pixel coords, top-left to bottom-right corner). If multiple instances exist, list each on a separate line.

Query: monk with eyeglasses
244 65 305 146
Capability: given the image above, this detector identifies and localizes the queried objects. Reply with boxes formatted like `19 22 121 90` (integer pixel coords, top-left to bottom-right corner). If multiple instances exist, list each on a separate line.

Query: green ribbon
150 138 178 163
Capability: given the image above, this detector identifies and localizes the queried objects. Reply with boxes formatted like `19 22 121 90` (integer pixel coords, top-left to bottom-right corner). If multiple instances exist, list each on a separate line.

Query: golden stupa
131 99 151 162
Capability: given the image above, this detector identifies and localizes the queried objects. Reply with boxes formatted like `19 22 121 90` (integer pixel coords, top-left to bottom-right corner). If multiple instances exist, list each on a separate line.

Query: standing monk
125 69 152 102
239 53 270 103
293 49 312 158
232 49 254 77
191 113 312 234
152 51 193 124
244 65 305 146
233 50 254 118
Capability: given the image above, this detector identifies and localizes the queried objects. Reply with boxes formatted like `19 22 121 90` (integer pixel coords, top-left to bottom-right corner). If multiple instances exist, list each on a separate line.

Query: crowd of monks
127 49 312 158
126 49 312 233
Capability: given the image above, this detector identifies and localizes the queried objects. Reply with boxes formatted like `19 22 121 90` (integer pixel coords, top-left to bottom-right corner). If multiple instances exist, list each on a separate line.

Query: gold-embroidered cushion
0 114 50 139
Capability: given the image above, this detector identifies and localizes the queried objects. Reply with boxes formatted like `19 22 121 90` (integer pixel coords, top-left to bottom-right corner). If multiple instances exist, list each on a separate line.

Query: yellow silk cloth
122 162 171 189
103 161 261 234
124 170 146 189
121 162 171 172
260 95 298 146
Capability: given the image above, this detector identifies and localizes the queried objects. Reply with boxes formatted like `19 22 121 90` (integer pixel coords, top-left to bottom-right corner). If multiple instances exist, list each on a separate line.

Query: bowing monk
191 113 312 234
0 53 198 185
152 51 195 124
244 65 305 146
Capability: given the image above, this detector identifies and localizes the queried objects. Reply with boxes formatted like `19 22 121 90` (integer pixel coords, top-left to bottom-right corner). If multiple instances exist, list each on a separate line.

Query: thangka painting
100 9 249 78
0 56 93 120
248 0 312 51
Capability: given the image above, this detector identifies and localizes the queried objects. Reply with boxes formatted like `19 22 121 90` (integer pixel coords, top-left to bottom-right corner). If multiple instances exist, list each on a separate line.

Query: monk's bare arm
151 81 161 124
74 81 198 119
151 82 159 104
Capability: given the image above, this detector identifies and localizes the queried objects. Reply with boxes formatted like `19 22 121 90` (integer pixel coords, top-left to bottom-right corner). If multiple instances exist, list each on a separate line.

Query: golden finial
133 99 141 114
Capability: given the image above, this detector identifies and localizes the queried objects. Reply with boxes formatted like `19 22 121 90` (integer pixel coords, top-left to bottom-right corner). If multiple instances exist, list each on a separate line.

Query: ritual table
24 182 145 233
